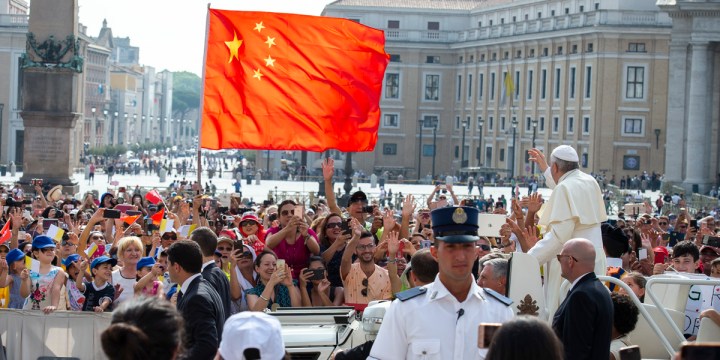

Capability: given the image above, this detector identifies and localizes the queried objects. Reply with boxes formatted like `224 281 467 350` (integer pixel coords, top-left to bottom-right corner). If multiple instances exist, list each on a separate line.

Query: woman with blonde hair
111 236 143 310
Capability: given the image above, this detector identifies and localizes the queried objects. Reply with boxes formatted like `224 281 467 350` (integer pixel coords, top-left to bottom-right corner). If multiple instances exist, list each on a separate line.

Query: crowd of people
0 146 718 359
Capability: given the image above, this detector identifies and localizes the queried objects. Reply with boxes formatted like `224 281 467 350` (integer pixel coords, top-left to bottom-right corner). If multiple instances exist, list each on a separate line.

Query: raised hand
382 209 395 231
321 158 335 181
526 193 543 213
387 231 400 256
401 194 416 218
528 148 549 172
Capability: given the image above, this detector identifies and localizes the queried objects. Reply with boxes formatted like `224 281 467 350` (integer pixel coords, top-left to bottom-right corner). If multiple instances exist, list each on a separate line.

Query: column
663 41 688 183
684 42 710 186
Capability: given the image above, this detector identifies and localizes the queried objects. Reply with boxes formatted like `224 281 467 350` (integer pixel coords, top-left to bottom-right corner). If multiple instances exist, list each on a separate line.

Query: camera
361 205 375 213
31 178 43 186
222 215 235 222
268 213 278 222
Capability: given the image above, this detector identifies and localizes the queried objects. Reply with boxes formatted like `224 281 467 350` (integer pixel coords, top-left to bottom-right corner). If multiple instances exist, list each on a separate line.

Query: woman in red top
265 200 321 279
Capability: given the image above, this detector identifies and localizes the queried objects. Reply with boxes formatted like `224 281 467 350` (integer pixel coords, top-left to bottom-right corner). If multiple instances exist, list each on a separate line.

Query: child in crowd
156 251 176 300
133 257 164 298
0 248 31 309
77 256 116 312
24 236 67 313
710 258 720 278
63 254 87 311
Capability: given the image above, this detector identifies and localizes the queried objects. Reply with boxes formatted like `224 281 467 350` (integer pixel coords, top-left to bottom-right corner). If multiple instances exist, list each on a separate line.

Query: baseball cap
347 191 368 206
62 254 81 268
240 212 260 224
431 206 480 243
653 247 669 264
136 256 156 270
700 245 720 257
32 235 56 249
91 256 117 269
5 248 25 264
218 312 285 360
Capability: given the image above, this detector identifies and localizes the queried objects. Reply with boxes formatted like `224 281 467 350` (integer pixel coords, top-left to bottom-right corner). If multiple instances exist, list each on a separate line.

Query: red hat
218 229 237 240
653 246 669 264
700 245 720 257
240 212 260 224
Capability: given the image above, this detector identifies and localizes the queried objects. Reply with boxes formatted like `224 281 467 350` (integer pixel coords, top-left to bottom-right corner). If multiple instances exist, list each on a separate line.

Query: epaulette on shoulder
395 286 427 302
483 288 513 306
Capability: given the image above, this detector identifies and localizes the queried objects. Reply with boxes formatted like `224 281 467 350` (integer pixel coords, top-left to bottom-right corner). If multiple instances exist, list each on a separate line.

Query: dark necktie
177 290 183 304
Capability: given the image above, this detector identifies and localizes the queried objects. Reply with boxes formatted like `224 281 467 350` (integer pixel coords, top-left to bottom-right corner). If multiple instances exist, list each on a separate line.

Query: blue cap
32 235 56 249
91 256 117 270
136 256 156 270
62 254 81 268
431 206 480 243
5 249 26 265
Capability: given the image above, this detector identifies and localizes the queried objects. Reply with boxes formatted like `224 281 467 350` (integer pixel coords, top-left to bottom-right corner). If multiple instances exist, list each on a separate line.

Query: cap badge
452 208 467 224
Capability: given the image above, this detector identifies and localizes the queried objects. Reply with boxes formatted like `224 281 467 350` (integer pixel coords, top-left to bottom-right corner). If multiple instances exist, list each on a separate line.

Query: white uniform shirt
369 275 514 360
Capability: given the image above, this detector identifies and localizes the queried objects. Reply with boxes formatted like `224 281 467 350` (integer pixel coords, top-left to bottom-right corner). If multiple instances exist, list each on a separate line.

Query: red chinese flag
201 9 389 152
0 220 11 245
121 215 141 225
145 189 163 205
151 208 165 226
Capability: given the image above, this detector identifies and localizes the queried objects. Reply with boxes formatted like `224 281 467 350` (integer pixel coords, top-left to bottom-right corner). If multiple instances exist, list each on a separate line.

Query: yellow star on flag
265 36 276 48
224 31 242 63
264 55 276 67
253 69 263 80
254 21 265 32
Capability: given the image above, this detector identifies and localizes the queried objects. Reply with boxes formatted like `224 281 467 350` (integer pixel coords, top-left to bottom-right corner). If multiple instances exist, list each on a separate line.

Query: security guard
369 206 514 359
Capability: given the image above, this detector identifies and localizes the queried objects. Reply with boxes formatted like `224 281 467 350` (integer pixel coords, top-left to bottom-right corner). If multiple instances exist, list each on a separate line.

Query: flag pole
197 4 212 191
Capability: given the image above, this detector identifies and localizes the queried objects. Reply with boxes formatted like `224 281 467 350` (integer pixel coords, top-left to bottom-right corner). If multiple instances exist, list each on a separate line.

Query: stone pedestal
17 0 81 195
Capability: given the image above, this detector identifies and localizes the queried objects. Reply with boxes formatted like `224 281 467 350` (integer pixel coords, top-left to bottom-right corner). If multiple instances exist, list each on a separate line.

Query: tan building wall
324 1 672 181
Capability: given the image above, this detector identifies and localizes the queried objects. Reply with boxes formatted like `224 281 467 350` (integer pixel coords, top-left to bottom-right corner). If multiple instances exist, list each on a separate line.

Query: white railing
597 276 676 357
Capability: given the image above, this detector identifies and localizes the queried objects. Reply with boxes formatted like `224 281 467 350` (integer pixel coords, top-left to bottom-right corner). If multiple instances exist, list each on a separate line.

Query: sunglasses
240 251 253 258
61 241 75 246
361 278 369 297
419 213 430 218
556 254 578 262
325 222 343 229
162 235 177 240
658 222 668 226
0 249 8 254
280 210 294 216
217 246 232 251
240 221 258 227
479 244 491 251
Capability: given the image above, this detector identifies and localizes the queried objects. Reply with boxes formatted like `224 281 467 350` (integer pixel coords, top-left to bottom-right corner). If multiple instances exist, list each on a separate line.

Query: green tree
172 71 201 121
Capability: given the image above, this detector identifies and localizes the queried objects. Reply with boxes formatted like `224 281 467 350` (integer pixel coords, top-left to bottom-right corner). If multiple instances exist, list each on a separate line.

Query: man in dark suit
190 227 232 321
167 240 225 360
552 238 613 360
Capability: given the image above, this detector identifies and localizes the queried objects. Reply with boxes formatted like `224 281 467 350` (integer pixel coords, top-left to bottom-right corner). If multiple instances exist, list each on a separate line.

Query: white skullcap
218 312 285 360
551 145 579 162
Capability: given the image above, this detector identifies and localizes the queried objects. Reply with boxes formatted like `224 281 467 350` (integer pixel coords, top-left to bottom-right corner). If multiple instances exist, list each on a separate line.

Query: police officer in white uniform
369 206 514 360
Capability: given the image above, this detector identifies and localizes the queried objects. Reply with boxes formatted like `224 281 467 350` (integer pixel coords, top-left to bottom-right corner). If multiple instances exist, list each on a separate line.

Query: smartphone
263 200 272 206
361 205 375 213
104 209 121 219
268 213 278 222
118 187 126 193
618 345 641 360
18 230 26 240
145 222 158 236
115 204 133 213
436 199 448 208
340 219 352 235
423 224 432 229
303 268 325 281
680 343 720 360
420 239 432 249
477 323 501 349
690 219 698 229
702 235 720 248
638 248 648 260
669 231 685 247
661 233 670 242
276 259 286 270
294 205 305 217
126 210 142 216
43 219 58 229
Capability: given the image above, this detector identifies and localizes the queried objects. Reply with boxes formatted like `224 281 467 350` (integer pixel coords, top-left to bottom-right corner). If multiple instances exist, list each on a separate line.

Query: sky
78 0 333 76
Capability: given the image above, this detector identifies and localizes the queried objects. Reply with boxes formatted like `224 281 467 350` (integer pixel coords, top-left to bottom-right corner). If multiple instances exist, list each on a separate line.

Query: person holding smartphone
264 200 320 279
298 256 344 307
